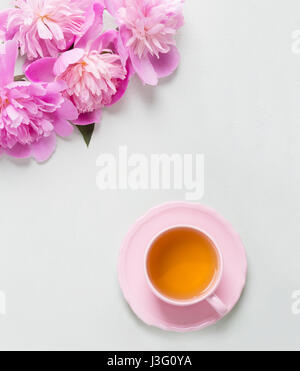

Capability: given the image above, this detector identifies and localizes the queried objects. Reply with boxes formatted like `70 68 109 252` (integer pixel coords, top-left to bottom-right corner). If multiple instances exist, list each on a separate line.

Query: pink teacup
144 225 228 316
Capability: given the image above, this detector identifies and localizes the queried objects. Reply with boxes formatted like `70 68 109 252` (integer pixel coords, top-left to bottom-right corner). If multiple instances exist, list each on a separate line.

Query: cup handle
206 294 228 316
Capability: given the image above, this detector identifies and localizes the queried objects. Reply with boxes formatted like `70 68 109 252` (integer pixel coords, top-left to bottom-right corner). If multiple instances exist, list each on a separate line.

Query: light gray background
0 0 299 351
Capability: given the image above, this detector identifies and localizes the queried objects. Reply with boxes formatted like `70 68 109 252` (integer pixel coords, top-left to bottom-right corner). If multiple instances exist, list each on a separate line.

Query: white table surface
0 0 300 351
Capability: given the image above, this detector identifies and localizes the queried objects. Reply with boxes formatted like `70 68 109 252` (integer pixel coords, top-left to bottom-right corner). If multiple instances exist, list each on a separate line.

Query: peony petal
0 9 9 40
119 25 157 85
4 143 31 159
54 119 74 137
53 48 85 75
43 19 64 40
104 0 120 16
0 40 18 86
25 57 56 83
90 29 117 53
117 26 129 66
30 133 57 163
46 80 68 93
108 60 133 106
92 27 129 67
148 46 180 79
75 2 104 50
73 109 102 125
37 18 53 40
129 50 158 86
56 99 78 121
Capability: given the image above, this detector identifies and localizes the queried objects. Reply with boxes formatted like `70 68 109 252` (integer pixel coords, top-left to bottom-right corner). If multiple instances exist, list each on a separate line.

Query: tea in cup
145 226 227 314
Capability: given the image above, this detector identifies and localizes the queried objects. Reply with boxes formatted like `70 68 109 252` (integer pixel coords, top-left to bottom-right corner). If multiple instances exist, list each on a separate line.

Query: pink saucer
118 202 247 332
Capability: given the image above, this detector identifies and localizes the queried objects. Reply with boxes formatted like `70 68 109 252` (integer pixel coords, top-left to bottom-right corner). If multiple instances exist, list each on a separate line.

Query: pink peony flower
25 2 132 125
104 0 184 85
0 0 94 60
58 50 127 114
0 41 78 162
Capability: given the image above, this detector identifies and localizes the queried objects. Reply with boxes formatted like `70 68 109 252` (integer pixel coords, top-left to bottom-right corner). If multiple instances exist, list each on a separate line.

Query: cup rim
144 224 224 307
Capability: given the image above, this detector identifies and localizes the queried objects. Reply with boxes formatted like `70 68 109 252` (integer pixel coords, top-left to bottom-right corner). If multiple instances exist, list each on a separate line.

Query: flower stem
14 74 26 81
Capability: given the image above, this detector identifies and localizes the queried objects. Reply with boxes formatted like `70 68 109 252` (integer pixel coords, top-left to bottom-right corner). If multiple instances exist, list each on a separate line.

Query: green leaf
76 124 95 147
